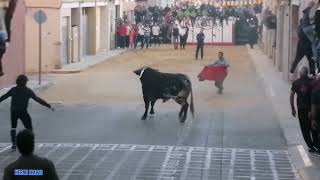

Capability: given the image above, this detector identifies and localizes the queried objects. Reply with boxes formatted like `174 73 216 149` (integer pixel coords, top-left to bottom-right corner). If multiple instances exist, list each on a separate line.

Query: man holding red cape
198 52 230 94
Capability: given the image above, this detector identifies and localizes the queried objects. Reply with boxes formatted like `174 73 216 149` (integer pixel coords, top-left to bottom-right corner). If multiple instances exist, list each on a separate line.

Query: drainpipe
288 0 292 81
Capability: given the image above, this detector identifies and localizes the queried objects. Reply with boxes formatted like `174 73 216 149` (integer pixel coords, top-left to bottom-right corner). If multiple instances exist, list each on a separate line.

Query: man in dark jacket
195 29 205 60
290 20 315 78
3 129 59 180
172 24 179 50
0 75 54 150
291 67 319 153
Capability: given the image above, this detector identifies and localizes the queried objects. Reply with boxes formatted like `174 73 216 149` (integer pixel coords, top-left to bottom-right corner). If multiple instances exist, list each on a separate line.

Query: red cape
198 66 228 81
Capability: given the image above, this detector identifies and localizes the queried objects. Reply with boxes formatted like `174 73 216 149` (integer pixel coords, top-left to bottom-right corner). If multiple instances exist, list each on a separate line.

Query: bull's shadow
134 67 194 123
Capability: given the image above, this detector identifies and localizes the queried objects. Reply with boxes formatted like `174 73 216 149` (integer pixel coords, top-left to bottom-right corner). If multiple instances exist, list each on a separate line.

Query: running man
208 52 230 94
0 75 54 150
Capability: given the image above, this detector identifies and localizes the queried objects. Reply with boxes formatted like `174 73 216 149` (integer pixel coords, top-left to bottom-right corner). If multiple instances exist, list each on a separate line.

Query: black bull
134 67 194 122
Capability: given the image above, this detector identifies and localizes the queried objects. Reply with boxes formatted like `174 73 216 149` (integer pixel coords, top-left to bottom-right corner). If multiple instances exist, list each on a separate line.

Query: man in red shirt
118 23 127 48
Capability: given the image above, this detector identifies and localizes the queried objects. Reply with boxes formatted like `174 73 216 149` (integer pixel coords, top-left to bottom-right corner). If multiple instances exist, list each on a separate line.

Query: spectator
129 26 136 49
5 0 17 42
302 1 318 64
0 75 54 150
291 67 319 153
195 28 205 60
125 23 131 48
290 20 315 80
311 75 320 149
179 25 188 50
152 23 161 47
0 31 6 77
3 129 59 180
143 24 151 49
247 17 258 49
172 24 179 50
136 23 145 49
118 23 127 48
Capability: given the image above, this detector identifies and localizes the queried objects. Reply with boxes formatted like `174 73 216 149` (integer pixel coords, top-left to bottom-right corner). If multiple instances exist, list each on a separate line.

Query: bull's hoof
179 117 187 123
141 115 147 120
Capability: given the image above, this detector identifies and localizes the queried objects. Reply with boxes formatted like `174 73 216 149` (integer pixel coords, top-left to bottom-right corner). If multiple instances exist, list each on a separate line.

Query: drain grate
0 143 297 180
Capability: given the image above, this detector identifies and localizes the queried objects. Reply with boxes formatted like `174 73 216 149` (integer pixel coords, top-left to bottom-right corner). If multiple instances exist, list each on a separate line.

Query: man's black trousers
290 40 315 75
196 44 204 59
298 108 319 149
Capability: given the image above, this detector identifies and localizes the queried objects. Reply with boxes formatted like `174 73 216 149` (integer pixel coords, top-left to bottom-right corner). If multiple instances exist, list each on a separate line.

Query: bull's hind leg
142 98 150 120
176 97 189 123
180 103 189 123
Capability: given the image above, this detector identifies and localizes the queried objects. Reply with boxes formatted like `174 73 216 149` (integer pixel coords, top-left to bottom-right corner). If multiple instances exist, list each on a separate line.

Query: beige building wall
87 7 100 55
24 2 61 73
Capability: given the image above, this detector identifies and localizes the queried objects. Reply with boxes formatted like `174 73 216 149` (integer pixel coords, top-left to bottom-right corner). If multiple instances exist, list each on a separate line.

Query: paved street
0 46 298 179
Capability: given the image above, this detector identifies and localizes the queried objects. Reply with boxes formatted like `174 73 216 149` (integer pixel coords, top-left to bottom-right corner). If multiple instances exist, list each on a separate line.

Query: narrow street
0 45 297 179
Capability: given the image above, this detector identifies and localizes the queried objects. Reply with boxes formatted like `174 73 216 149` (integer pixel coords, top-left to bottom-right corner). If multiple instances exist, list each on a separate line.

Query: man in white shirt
152 24 161 46
136 23 145 49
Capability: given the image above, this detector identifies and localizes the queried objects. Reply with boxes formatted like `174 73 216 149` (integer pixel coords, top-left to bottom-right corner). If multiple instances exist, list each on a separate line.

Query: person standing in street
5 0 18 42
0 75 54 150
117 23 127 48
207 52 229 94
172 24 180 50
125 23 131 48
291 67 319 153
136 23 145 49
129 26 136 49
152 23 161 47
181 25 189 50
3 129 59 180
0 31 7 77
179 25 187 50
195 28 205 60
143 24 151 49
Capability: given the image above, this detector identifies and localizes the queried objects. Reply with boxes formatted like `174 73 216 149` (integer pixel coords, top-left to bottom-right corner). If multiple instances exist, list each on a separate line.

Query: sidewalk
0 49 128 95
248 46 320 180
51 49 128 74
0 75 54 97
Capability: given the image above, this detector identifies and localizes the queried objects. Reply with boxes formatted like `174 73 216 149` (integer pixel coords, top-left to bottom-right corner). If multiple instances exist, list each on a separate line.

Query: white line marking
62 144 99 180
179 148 192 180
0 145 11 153
268 150 279 180
250 149 256 180
157 146 174 180
297 145 312 167
269 86 276 97
203 148 212 180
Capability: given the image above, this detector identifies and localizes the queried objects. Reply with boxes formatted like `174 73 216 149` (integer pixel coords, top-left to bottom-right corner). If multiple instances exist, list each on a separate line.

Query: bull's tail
189 83 195 119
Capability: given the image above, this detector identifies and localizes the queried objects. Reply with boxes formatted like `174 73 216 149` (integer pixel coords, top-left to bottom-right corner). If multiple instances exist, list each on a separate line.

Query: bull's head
133 67 149 78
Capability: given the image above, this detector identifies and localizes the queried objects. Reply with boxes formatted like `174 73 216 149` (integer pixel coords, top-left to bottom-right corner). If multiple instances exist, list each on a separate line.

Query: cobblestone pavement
0 143 297 180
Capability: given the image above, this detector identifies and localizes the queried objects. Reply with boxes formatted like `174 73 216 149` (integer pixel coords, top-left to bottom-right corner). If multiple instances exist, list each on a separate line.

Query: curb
51 50 129 74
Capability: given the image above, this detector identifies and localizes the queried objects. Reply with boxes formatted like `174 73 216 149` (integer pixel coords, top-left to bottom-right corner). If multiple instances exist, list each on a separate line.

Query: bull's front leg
150 100 156 115
142 97 150 120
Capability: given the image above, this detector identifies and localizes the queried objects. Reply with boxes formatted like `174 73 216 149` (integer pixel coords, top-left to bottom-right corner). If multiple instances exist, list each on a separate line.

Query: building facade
0 0 139 88
260 0 312 82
